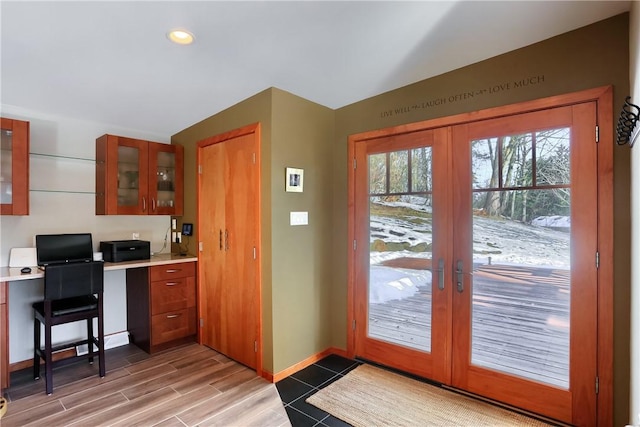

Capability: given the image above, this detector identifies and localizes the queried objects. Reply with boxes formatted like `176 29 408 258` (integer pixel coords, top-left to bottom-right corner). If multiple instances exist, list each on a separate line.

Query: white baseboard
76 331 130 356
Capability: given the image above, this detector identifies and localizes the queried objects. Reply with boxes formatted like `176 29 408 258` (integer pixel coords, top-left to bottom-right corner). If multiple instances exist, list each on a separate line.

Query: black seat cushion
33 295 98 317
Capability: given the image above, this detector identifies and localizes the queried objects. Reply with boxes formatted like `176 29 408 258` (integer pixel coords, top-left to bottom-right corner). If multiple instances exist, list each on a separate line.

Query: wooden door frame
347 86 613 426
196 122 263 377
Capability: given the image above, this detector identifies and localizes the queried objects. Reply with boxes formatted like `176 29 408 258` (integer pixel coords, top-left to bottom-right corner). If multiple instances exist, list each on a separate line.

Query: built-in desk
0 253 197 392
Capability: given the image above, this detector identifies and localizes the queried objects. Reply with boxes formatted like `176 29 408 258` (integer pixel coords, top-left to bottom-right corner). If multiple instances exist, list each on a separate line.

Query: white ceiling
1 1 632 137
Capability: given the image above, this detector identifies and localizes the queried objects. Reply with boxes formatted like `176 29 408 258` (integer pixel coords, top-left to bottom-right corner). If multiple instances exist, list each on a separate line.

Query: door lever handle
456 260 464 293
437 258 445 291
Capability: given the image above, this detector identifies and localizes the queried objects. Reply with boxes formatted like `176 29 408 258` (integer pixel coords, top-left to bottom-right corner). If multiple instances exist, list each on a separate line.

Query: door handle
456 260 464 293
437 258 445 291
219 230 223 250
142 196 146 212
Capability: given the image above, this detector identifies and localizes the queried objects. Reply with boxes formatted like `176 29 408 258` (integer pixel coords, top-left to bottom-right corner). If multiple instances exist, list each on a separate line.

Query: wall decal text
380 75 545 119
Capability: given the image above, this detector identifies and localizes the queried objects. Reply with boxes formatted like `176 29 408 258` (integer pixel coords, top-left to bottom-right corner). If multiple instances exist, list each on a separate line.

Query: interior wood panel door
199 142 225 354
198 124 260 370
349 95 605 425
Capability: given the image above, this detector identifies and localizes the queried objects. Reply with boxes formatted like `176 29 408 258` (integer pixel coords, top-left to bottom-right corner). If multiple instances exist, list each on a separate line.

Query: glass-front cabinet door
0 118 29 215
96 134 183 215
149 142 183 215
116 142 147 214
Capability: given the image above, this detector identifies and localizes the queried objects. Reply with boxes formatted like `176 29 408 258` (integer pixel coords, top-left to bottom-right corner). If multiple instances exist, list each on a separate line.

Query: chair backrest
44 261 104 300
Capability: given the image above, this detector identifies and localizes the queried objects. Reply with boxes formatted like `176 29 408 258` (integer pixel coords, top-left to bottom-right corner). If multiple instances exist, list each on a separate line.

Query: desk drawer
151 307 196 345
150 277 195 315
150 262 195 282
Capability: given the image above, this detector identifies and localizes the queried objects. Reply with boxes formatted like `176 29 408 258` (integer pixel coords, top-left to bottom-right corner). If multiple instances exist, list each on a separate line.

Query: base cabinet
126 261 196 353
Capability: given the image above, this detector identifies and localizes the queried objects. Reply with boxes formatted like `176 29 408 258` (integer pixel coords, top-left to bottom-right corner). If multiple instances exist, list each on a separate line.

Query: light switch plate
290 211 309 226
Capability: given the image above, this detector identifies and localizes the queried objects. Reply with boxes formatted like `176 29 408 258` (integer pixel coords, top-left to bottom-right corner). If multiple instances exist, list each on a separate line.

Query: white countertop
0 253 198 282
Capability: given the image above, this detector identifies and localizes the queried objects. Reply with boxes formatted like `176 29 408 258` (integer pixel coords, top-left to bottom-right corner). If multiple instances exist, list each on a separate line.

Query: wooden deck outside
368 260 570 389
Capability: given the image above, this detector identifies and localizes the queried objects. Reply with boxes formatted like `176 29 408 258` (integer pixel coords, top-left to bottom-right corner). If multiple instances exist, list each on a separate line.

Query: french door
349 97 605 424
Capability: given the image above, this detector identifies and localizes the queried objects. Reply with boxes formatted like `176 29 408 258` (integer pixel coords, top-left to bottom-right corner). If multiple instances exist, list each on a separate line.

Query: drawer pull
166 314 181 319
165 282 178 286
165 269 180 273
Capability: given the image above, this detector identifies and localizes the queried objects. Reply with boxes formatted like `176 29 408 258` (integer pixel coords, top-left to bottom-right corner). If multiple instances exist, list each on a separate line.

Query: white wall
0 105 173 363
630 2 640 424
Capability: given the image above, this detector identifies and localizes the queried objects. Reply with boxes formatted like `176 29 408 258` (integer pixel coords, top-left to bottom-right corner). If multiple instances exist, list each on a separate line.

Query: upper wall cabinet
96 134 183 215
1 118 30 215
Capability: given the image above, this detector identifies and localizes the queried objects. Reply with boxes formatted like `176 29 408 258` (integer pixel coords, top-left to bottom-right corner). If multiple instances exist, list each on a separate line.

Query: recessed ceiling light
167 29 194 45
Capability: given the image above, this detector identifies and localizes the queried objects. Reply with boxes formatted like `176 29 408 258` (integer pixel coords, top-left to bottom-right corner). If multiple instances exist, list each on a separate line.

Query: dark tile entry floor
276 354 361 427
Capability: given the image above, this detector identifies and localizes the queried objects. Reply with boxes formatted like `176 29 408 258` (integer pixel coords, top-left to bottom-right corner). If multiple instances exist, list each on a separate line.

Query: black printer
100 240 151 262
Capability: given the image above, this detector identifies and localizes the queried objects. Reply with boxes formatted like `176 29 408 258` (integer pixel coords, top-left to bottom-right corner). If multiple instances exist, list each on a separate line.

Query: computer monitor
36 233 94 266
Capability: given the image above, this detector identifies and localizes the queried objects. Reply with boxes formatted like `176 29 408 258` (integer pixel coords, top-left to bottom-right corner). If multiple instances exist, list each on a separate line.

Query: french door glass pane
368 148 433 353
470 128 571 389
369 153 387 195
501 134 533 187
411 148 432 192
536 129 571 185
389 151 408 193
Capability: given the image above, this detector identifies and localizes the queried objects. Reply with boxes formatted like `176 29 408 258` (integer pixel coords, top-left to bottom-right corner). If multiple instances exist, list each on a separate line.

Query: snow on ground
369 266 431 304
368 199 570 303
531 215 570 228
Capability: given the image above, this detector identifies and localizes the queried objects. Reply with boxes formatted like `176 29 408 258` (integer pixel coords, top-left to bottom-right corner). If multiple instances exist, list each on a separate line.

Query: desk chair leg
87 318 94 364
33 318 41 380
98 301 105 378
44 321 53 395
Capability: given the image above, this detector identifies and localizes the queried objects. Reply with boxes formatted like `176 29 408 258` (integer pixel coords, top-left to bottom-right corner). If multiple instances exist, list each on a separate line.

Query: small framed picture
285 167 304 192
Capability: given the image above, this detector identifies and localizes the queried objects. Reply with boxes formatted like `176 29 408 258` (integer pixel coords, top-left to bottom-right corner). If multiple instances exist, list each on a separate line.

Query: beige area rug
306 364 551 427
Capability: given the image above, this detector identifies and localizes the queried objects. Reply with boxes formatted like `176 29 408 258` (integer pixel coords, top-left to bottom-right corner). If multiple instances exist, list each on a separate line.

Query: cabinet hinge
199 242 203 252
200 318 204 327
353 240 357 251
353 158 357 169
352 319 356 330
198 164 203 174
254 340 258 353
253 247 256 260
595 376 599 394
595 126 599 143
596 251 600 269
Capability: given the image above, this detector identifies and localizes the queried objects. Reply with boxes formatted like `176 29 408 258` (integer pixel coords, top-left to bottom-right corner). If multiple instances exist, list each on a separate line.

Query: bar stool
33 261 105 395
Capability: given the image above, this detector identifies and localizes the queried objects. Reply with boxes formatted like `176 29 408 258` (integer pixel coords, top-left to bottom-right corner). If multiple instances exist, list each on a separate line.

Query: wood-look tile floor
1 343 291 427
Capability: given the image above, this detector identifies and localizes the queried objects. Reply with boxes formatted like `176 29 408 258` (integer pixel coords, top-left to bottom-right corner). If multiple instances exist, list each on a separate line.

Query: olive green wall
331 13 630 425
170 88 335 374
270 89 335 373
170 89 274 370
